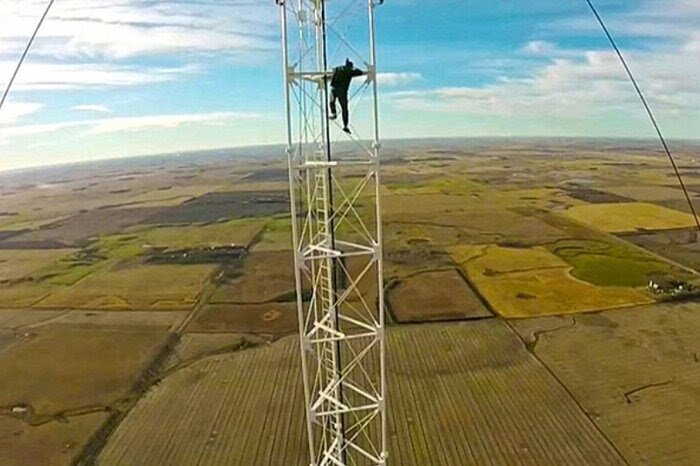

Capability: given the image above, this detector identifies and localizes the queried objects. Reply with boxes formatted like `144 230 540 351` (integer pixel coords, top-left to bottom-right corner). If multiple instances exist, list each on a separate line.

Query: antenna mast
277 0 387 464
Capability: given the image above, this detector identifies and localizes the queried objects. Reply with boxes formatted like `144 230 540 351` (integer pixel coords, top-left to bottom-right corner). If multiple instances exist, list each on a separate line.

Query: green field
549 239 695 287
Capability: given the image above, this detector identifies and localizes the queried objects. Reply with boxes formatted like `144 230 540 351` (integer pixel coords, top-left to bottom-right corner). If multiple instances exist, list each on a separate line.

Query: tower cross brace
277 0 387 464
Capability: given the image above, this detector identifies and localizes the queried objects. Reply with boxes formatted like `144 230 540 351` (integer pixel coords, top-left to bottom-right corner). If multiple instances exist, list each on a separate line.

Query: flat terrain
387 269 491 322
624 228 700 271
0 412 109 466
1 208 160 248
209 252 295 304
188 303 298 334
142 191 288 224
99 321 624 466
0 249 75 282
564 202 696 233
511 302 700 464
37 264 216 310
0 324 168 420
450 244 652 317
1 139 700 464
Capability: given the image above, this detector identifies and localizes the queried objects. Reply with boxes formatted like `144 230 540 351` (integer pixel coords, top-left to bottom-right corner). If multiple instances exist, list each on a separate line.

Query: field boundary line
503 319 630 465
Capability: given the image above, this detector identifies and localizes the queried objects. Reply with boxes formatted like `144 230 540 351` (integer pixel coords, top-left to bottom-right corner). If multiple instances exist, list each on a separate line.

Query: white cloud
0 102 43 124
0 2 276 95
377 72 423 86
0 61 197 91
0 111 267 142
87 112 264 135
389 47 700 119
390 0 700 126
521 40 557 56
0 1 277 60
71 104 112 113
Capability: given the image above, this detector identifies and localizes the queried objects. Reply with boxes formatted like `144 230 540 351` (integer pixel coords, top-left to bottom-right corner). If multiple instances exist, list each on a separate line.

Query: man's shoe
343 127 351 134
329 113 337 120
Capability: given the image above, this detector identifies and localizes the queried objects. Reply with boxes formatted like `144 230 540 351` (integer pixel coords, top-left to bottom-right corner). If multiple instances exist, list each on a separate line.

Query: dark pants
330 88 349 128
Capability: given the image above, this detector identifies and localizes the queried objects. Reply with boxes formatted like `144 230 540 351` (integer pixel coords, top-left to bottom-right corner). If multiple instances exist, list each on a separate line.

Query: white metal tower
277 0 387 464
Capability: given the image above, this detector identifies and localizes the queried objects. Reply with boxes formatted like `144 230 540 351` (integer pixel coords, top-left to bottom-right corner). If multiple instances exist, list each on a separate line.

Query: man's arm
352 68 365 77
328 67 340 86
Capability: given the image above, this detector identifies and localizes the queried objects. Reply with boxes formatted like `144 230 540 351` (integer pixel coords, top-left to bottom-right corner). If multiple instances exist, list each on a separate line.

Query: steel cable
585 0 700 233
0 0 55 113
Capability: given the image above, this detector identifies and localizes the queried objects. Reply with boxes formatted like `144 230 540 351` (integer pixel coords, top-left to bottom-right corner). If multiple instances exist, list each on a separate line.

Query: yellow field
131 218 266 250
564 202 696 233
451 245 652 317
0 250 76 282
450 244 567 273
0 284 54 308
36 264 215 310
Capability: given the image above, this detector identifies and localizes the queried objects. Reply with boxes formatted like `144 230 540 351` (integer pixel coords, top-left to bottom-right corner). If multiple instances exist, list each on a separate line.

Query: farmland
0 324 168 419
449 244 653 317
387 269 491 322
98 322 624 465
510 302 700 464
209 251 295 304
564 202 697 233
1 139 700 464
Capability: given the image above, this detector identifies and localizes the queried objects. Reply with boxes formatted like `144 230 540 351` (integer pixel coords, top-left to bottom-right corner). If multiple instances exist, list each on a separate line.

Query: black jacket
330 65 364 93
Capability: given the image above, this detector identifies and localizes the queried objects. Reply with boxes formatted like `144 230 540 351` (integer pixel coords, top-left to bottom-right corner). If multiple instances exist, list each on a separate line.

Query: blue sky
0 0 699 170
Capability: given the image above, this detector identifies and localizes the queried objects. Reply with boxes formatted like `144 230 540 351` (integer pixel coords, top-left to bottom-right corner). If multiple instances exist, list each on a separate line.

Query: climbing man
329 59 366 134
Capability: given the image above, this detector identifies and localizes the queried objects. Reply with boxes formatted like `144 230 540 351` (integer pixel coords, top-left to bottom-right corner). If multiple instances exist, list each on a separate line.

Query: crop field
600 185 689 202
450 245 652 317
129 218 266 250
121 185 219 208
386 206 567 247
2 208 161 248
188 303 298 334
41 310 188 329
164 333 265 371
210 252 295 304
492 188 585 210
624 228 700 272
0 214 72 232
387 269 491 322
510 302 700 464
249 219 292 252
99 321 624 465
0 324 167 421
0 412 108 466
0 284 55 308
141 191 289 224
0 310 65 329
563 187 632 204
564 202 697 233
2 140 700 464
548 238 694 287
0 249 75 283
36 264 215 310
219 181 291 192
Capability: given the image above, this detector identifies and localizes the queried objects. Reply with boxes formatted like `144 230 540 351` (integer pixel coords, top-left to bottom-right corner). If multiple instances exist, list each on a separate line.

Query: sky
0 0 699 171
